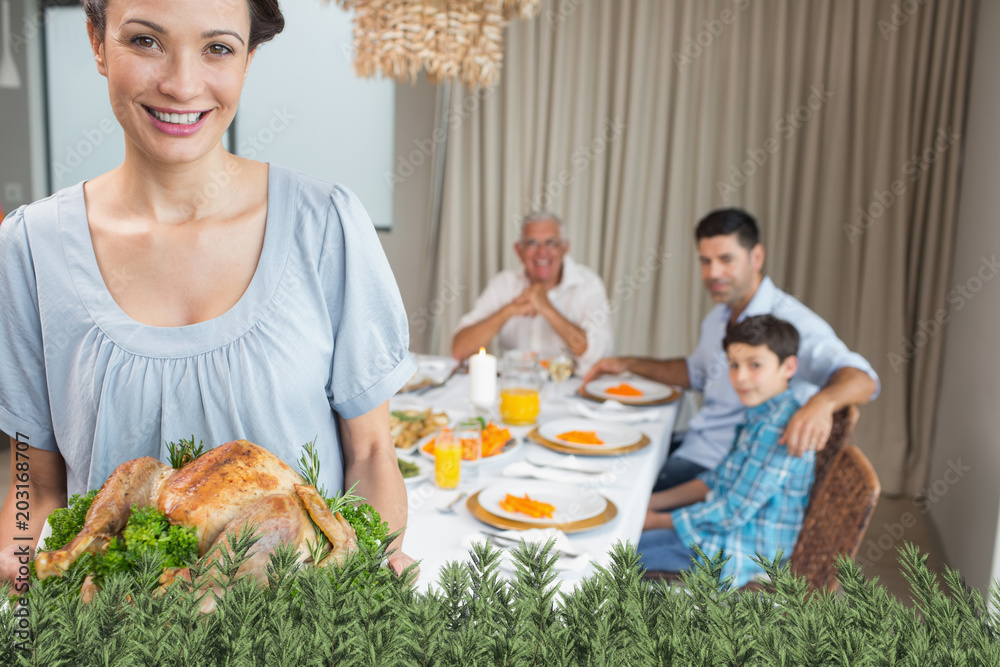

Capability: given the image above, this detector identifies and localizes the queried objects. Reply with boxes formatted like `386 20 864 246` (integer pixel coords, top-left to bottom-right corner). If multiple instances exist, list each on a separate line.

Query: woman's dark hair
82 0 284 51
723 314 799 363
695 208 760 251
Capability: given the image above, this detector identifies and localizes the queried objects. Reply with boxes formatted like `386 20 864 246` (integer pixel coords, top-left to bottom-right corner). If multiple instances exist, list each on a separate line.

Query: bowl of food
390 409 449 453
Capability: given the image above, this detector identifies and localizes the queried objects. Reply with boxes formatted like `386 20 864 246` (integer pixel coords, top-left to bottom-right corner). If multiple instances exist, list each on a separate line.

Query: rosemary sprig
297 438 328 498
306 534 329 567
167 436 205 469
326 482 365 516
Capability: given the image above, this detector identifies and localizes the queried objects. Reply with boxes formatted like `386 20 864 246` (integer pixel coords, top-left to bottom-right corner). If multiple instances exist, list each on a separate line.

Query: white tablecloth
392 373 677 592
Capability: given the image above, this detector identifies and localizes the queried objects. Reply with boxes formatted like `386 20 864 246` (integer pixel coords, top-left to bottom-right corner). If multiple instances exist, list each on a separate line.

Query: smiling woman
0 0 418 584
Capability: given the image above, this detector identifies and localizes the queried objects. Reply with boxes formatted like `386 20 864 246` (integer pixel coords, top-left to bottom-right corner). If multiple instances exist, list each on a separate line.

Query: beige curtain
426 0 976 496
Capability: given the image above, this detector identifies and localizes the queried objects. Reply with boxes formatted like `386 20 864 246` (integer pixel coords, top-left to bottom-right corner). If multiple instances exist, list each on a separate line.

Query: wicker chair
809 405 860 506
781 444 880 593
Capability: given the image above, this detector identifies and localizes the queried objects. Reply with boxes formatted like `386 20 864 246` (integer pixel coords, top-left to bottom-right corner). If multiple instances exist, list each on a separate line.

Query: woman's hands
0 442 67 587
339 403 418 583
387 551 419 584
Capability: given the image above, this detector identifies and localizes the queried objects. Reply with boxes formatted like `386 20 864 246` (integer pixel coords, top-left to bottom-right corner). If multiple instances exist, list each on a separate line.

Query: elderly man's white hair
519 211 567 239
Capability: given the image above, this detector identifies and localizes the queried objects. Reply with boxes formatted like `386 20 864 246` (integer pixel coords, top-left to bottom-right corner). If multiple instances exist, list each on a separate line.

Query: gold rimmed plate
537 418 644 452
580 376 681 406
467 482 618 533
527 428 651 456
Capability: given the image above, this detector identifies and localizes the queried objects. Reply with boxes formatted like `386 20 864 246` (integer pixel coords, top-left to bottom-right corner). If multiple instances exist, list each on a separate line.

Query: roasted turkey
34 440 357 582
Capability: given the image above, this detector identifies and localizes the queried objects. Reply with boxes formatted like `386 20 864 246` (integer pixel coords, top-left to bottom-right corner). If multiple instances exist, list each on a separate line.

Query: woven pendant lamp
332 0 541 88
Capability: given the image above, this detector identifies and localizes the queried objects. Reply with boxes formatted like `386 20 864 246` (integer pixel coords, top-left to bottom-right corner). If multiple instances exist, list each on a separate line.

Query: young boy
637 314 815 587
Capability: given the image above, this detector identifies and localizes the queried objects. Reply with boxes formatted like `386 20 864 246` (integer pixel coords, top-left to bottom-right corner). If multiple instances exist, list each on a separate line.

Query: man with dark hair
695 208 760 251
584 207 879 490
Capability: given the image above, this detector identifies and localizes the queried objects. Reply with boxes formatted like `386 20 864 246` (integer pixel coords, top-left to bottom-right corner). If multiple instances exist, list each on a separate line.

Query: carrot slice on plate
605 382 644 397
556 430 604 445
499 493 556 518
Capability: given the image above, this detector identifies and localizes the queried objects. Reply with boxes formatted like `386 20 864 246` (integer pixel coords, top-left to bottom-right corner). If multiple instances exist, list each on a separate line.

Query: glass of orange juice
500 350 542 425
434 427 461 489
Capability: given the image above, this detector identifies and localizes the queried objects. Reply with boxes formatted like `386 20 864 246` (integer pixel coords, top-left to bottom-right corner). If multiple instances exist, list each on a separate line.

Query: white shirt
454 255 614 375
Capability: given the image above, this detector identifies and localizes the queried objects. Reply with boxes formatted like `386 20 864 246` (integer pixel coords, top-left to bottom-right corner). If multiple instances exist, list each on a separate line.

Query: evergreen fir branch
210 575 266 666
507 539 562 666
350 556 414 667
264 541 303 597
465 540 512 637
400 588 449 666
14 541 1000 664
597 542 661 665
213 522 263 587
437 560 473 631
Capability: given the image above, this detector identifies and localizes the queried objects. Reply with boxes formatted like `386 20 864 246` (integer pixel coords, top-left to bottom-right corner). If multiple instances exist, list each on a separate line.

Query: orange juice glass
434 427 461 489
500 387 541 425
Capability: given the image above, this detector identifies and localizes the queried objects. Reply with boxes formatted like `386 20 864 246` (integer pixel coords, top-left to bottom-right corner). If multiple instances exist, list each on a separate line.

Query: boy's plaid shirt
671 388 815 587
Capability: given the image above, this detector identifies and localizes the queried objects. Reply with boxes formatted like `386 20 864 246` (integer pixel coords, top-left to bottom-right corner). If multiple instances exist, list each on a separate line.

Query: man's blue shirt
679 276 879 469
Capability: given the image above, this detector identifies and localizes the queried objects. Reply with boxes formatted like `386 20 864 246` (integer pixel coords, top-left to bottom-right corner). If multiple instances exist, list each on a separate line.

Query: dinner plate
398 355 459 393
582 376 680 405
467 483 618 533
477 480 607 524
528 428 651 456
537 418 643 452
418 432 522 464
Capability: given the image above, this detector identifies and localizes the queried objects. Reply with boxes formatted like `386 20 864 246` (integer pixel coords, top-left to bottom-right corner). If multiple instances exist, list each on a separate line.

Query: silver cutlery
478 530 579 558
436 491 467 514
524 455 608 475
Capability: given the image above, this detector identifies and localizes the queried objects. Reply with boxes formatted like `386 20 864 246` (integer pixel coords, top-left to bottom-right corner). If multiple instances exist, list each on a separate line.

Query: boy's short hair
723 315 800 362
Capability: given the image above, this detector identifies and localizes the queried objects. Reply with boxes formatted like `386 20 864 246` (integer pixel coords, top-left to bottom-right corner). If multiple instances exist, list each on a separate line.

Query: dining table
392 367 679 592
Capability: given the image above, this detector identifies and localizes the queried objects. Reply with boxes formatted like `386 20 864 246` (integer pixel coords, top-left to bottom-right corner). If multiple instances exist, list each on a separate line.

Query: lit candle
468 347 498 409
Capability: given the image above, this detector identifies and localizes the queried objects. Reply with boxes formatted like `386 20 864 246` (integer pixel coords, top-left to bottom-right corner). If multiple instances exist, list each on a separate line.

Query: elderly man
584 208 879 489
451 212 613 374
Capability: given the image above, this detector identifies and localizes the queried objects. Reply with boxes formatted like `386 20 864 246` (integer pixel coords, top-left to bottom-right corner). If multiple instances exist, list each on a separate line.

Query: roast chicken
34 440 358 582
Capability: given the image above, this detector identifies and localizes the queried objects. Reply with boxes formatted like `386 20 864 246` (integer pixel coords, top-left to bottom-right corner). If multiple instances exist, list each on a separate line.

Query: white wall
376 77 440 352
238 3 395 229
928 0 1000 595
39 4 395 227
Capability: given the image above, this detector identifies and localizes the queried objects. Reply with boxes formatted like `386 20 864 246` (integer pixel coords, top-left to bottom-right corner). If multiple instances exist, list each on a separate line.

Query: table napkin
525 453 610 473
502 461 600 484
461 527 591 572
570 398 664 423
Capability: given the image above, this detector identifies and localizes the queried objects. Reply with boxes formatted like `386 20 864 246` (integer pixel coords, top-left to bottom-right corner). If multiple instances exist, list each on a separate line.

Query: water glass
548 352 575 402
456 419 482 486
